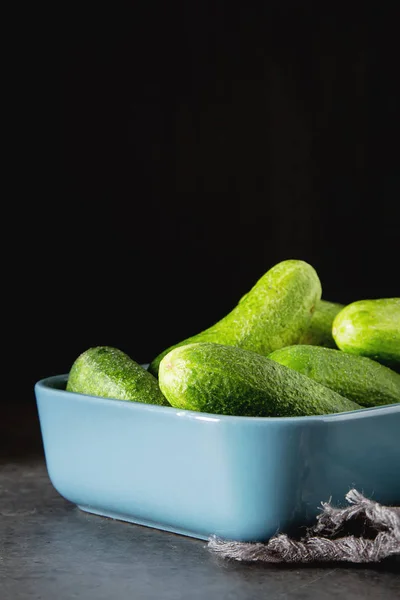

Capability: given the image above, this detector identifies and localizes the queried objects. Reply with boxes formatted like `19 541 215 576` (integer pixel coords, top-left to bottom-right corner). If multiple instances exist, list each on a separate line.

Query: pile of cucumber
66 259 400 417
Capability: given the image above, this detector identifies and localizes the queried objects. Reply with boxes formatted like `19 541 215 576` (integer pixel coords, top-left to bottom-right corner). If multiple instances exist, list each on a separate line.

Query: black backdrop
18 6 399 409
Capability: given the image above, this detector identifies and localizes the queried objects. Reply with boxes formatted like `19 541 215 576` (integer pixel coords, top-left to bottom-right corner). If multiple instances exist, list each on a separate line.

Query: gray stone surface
1 457 399 600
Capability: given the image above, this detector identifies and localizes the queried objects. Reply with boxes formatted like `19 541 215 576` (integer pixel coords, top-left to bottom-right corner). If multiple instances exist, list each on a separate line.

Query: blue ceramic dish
34 373 400 542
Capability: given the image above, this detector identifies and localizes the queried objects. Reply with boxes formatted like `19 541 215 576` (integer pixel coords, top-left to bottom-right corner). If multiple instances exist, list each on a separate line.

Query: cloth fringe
208 489 400 564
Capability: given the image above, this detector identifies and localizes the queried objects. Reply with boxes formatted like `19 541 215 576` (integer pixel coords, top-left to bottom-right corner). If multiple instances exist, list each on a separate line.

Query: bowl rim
34 373 400 424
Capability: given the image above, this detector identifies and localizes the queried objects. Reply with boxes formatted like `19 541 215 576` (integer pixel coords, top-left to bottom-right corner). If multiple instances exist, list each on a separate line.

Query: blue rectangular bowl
34 373 400 542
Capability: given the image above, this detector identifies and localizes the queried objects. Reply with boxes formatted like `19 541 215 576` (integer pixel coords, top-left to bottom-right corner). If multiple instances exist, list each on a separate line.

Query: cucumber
149 259 322 376
66 346 170 406
332 298 400 368
158 342 361 417
298 299 344 348
269 344 400 407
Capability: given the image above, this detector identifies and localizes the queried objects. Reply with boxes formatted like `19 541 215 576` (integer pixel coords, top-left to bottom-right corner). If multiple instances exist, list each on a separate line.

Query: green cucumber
149 259 322 376
158 342 361 417
269 344 400 407
66 346 169 406
298 299 344 348
332 298 400 367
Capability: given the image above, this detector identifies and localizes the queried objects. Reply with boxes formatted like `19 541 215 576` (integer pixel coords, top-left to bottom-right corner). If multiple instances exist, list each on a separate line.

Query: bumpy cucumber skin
149 259 322 376
269 344 400 407
332 298 400 367
66 346 170 406
158 342 361 417
298 299 344 348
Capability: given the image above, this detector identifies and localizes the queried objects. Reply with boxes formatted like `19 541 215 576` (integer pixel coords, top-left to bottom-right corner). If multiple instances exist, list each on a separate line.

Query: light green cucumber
158 342 361 417
298 299 344 348
269 344 400 407
332 298 400 368
66 346 170 406
149 259 322 376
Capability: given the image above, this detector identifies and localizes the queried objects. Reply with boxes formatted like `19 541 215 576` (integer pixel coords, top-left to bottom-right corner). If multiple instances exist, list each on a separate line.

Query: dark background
10 6 400 425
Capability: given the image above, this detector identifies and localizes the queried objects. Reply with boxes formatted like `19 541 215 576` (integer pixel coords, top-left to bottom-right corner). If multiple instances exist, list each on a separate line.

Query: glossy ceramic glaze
34 374 400 542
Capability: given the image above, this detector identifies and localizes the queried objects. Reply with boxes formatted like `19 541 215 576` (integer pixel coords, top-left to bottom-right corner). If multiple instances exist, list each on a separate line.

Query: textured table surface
1 457 399 600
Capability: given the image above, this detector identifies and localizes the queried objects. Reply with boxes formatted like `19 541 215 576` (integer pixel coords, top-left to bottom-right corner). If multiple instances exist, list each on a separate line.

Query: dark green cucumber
66 346 170 406
269 344 400 407
158 342 361 417
149 259 322 376
332 298 400 367
298 299 344 348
